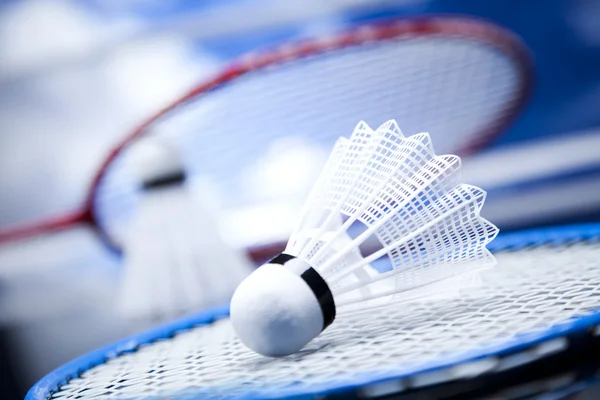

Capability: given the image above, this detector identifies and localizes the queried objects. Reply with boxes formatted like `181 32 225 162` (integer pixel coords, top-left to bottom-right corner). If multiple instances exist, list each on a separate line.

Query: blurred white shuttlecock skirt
119 138 253 320
231 120 498 357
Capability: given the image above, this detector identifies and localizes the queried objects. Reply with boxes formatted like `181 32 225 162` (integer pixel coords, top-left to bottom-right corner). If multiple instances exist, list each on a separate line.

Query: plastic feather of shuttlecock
285 119 498 310
118 139 253 321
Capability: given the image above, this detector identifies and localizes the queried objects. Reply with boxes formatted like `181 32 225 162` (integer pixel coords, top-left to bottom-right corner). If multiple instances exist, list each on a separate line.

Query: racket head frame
26 224 600 400
0 15 534 257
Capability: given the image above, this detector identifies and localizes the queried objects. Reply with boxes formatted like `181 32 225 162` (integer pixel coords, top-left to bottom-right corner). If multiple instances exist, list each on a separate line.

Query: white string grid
118 185 252 319
93 32 522 248
52 238 600 399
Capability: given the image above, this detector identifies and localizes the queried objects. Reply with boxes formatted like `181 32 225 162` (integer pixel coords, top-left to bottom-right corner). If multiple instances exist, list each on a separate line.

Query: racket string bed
0 16 532 253
97 32 523 246
45 232 600 400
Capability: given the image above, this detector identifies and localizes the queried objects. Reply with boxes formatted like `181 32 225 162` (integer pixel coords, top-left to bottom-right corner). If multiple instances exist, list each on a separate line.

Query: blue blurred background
1 0 600 398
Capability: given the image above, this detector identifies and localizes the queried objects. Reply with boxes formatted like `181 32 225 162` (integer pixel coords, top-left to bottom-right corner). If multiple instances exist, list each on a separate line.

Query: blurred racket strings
0 16 533 256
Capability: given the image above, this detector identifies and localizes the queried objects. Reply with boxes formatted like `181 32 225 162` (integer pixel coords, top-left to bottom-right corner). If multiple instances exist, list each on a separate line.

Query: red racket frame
0 15 533 262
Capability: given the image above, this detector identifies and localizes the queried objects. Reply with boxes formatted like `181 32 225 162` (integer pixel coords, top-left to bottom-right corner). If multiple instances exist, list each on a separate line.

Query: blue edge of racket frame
27 223 600 400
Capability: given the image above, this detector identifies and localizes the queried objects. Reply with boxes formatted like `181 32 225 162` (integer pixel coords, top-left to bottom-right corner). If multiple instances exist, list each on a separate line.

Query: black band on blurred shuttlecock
269 253 295 265
269 253 336 330
142 171 186 190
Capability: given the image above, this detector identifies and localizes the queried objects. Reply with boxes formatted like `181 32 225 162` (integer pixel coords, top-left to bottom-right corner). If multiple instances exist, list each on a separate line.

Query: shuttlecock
118 137 254 320
230 120 498 357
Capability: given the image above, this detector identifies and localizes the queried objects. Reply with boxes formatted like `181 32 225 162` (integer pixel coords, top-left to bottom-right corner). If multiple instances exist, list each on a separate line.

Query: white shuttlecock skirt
284 120 498 309
119 184 253 320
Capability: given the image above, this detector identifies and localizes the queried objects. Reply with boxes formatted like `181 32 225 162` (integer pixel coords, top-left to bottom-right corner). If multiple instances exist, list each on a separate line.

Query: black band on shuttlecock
142 170 186 190
300 267 336 330
269 253 336 331
269 253 296 265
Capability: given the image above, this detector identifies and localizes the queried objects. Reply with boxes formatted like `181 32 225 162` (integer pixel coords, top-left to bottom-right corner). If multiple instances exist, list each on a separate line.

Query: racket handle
0 210 91 244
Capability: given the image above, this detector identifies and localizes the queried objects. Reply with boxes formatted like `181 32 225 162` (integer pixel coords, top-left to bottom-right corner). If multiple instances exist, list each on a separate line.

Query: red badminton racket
0 15 533 262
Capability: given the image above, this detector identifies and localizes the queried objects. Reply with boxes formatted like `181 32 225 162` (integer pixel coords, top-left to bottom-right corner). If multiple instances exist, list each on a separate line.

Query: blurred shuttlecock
119 137 253 320
231 120 498 357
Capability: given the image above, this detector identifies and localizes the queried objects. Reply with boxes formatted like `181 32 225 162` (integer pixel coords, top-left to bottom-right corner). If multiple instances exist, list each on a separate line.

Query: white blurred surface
462 128 600 227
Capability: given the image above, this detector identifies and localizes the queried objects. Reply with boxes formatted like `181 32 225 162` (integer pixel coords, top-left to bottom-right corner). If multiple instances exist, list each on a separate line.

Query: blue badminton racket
27 224 600 400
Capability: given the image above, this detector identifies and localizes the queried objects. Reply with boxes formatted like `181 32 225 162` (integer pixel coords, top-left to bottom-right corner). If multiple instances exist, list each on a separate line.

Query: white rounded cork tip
128 137 184 184
230 264 324 357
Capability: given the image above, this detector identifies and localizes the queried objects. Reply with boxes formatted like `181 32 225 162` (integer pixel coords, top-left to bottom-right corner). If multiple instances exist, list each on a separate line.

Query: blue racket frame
27 224 600 400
